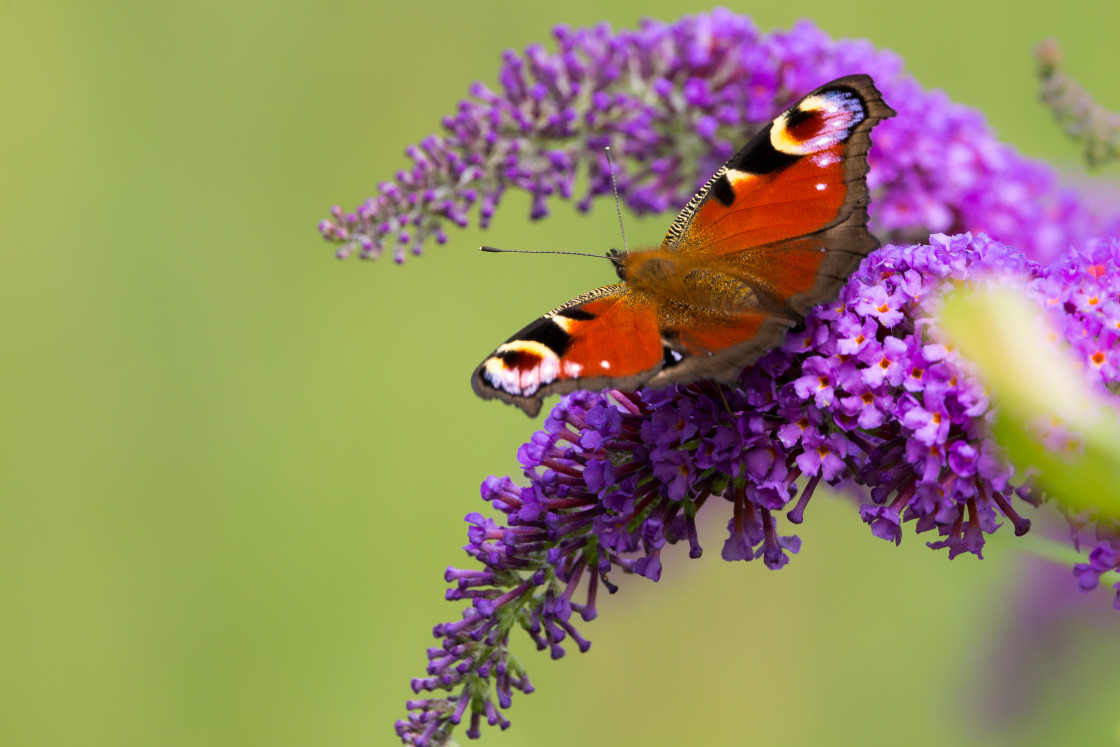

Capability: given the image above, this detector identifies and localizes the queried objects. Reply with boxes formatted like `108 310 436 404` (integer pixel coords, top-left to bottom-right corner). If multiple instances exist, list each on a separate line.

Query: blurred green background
2 1 1119 745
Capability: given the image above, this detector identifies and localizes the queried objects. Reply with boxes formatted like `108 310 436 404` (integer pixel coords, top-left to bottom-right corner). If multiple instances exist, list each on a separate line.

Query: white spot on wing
563 361 583 377
726 169 755 187
600 360 611 370
815 183 827 191
551 315 576 333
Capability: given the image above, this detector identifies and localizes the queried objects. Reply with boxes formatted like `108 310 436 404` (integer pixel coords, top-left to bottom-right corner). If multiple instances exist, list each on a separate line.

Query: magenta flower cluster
319 11 1117 265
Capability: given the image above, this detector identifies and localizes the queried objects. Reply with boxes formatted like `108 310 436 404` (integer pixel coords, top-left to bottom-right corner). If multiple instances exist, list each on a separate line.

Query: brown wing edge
473 369 660 418
784 74 896 316
470 285 664 417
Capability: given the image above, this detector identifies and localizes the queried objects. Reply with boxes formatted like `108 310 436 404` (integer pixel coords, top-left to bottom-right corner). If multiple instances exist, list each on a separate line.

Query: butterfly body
473 75 896 416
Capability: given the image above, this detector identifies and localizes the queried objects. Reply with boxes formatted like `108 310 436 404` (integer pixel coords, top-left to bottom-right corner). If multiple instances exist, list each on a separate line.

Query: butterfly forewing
660 74 895 316
663 75 894 256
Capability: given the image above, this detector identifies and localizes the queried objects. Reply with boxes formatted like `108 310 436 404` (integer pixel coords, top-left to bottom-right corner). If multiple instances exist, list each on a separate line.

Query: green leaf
938 287 1120 516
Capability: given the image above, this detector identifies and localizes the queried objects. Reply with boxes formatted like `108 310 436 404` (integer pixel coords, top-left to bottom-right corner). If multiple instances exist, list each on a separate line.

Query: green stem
989 530 1120 585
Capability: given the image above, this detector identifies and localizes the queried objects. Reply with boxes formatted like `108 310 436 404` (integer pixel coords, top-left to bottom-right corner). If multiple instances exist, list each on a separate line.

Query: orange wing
471 286 666 416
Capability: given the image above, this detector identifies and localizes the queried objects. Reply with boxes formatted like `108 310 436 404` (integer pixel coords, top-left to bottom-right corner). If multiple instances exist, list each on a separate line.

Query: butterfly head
607 248 627 280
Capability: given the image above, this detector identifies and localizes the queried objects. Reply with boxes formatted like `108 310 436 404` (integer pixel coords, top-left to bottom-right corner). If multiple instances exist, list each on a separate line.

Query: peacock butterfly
472 74 895 417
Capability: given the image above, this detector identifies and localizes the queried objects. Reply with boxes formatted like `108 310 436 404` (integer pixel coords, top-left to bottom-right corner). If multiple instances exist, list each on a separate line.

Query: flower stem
989 530 1120 584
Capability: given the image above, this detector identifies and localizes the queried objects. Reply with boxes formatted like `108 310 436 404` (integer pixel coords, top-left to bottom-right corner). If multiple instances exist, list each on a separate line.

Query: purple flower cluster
395 234 1120 745
1029 237 1120 605
320 11 1118 265
327 11 1120 745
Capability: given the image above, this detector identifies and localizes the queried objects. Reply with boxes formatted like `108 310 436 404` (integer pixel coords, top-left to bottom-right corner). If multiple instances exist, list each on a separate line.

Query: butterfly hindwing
643 305 796 390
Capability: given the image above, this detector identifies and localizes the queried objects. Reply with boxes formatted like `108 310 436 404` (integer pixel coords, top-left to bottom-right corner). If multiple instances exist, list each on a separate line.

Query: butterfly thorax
614 247 765 316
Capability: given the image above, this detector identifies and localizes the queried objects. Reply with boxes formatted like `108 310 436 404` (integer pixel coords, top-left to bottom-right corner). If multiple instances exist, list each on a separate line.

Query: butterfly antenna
604 147 629 253
480 246 609 260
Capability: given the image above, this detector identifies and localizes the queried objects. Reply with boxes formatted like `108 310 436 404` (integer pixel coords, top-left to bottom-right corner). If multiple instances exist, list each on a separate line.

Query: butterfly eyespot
770 91 865 156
